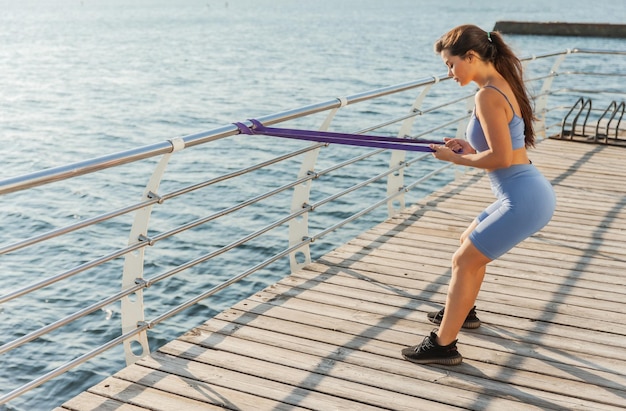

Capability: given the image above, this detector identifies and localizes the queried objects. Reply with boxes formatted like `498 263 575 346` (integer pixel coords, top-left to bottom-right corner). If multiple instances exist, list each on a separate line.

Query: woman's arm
431 88 513 170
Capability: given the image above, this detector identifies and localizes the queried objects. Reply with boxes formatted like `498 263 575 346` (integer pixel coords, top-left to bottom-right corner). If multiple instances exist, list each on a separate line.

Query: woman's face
440 49 472 86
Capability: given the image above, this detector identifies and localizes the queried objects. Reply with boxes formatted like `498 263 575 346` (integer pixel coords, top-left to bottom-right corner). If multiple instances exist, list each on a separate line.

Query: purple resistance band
234 119 441 152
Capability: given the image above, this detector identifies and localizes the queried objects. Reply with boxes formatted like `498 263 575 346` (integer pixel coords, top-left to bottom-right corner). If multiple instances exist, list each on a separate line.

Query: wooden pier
56 138 626 410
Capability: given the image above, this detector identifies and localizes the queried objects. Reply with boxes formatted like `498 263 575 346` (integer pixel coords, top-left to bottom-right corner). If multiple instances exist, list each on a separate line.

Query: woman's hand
429 143 457 162
429 137 475 163
443 137 474 154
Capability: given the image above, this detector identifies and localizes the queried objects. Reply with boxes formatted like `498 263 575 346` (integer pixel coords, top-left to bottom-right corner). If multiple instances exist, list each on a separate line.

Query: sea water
1 0 625 409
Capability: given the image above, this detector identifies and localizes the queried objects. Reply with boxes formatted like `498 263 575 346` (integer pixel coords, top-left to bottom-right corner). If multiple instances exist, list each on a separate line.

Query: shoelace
414 335 435 352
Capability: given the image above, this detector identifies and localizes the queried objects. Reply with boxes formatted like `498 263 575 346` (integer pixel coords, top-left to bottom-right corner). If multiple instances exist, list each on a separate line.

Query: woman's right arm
443 137 476 154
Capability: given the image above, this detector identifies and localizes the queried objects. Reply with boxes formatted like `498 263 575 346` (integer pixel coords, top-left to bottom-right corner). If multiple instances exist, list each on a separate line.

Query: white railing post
387 79 437 216
288 98 346 273
534 50 570 139
120 137 185 365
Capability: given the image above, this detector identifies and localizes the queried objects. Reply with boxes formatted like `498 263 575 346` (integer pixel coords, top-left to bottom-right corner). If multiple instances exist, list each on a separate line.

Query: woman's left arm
431 88 513 170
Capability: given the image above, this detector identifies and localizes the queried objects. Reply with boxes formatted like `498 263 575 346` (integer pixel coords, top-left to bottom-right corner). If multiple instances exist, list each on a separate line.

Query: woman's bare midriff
486 147 530 172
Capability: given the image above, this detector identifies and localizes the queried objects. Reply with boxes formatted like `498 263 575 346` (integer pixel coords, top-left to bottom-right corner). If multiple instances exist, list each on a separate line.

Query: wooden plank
248 281 626 363
200 310 626 407
111 362 311 411
215 305 626 392
158 339 466 411
136 351 386 411
84 377 227 411
174 326 558 410
53 391 149 411
289 264 626 348
58 138 626 410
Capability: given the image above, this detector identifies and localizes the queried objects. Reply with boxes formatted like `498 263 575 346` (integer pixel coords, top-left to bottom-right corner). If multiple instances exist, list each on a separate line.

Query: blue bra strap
483 85 515 113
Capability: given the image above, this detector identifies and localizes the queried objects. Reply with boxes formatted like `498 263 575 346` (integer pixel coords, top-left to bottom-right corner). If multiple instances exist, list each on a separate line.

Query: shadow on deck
57 138 626 411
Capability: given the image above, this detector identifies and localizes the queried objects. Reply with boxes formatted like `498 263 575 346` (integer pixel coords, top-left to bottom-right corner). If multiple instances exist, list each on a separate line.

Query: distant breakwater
494 21 626 38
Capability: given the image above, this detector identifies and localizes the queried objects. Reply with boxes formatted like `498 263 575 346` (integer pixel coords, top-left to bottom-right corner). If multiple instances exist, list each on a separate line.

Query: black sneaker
427 306 481 329
401 331 463 365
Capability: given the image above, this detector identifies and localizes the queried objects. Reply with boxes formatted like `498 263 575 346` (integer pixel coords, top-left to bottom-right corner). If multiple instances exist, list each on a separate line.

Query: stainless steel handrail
0 76 446 197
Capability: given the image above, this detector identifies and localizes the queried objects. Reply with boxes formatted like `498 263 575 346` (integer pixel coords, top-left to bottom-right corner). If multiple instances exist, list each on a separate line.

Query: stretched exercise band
234 119 440 152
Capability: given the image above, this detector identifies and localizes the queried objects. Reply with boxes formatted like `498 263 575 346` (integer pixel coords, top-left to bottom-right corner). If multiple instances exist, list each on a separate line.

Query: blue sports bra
466 85 525 152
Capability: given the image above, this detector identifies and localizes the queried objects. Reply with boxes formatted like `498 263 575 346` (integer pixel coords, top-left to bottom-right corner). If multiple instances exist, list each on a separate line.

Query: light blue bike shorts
468 164 556 260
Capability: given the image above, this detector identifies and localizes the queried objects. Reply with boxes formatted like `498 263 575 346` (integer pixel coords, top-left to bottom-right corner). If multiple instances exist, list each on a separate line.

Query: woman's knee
459 219 478 245
452 241 490 273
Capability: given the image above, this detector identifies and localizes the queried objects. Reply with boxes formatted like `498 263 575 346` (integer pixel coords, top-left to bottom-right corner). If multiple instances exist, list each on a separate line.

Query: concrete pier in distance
494 21 626 38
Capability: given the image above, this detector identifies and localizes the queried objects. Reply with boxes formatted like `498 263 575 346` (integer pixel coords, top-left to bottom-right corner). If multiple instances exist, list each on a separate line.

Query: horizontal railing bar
1 141 319 256
546 121 564 133
0 158 456 405
149 146 389 247
358 95 476 137
313 148 387 176
413 114 471 139
522 50 573 61
0 320 149 405
525 73 559 84
341 74 450 106
357 113 419 135
0 241 145 305
144 152 417 289
1 142 393 305
314 162 453 240
558 88 624 95
0 199 156 256
145 202 311 288
420 93 475 115
146 238 310 330
160 143 319 202
0 147 326 300
561 71 626 77
0 141 175 196
309 155 419 212
5 48 607 199
151 174 314 245
570 48 626 56
0 76 453 198
0 281 145 356
404 162 455 192
310 173 389 212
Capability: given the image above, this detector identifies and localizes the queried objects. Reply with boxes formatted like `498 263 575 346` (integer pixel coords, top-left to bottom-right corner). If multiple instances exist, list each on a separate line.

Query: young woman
401 25 556 365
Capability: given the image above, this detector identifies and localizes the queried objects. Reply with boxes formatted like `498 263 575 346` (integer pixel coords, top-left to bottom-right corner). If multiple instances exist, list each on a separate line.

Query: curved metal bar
0 141 174 196
608 101 625 141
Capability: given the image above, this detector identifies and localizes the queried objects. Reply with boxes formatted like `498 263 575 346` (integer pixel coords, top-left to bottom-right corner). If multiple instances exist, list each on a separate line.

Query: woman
401 25 556 365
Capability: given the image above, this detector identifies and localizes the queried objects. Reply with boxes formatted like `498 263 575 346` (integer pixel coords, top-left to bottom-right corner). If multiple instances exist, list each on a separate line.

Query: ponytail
434 25 536 147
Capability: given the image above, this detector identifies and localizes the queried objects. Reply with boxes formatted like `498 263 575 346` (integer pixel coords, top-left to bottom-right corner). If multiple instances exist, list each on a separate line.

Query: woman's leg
460 218 478 245
436 238 491 346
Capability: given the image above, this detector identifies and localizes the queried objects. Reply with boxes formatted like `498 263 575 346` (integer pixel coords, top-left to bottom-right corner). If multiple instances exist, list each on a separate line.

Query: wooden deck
57 138 626 411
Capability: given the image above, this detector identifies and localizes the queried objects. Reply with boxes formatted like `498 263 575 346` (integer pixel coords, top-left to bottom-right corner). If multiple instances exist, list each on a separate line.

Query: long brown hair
434 25 535 147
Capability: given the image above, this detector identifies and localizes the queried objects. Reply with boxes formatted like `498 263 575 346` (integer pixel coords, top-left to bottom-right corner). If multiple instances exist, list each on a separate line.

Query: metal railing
1 48 625 407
